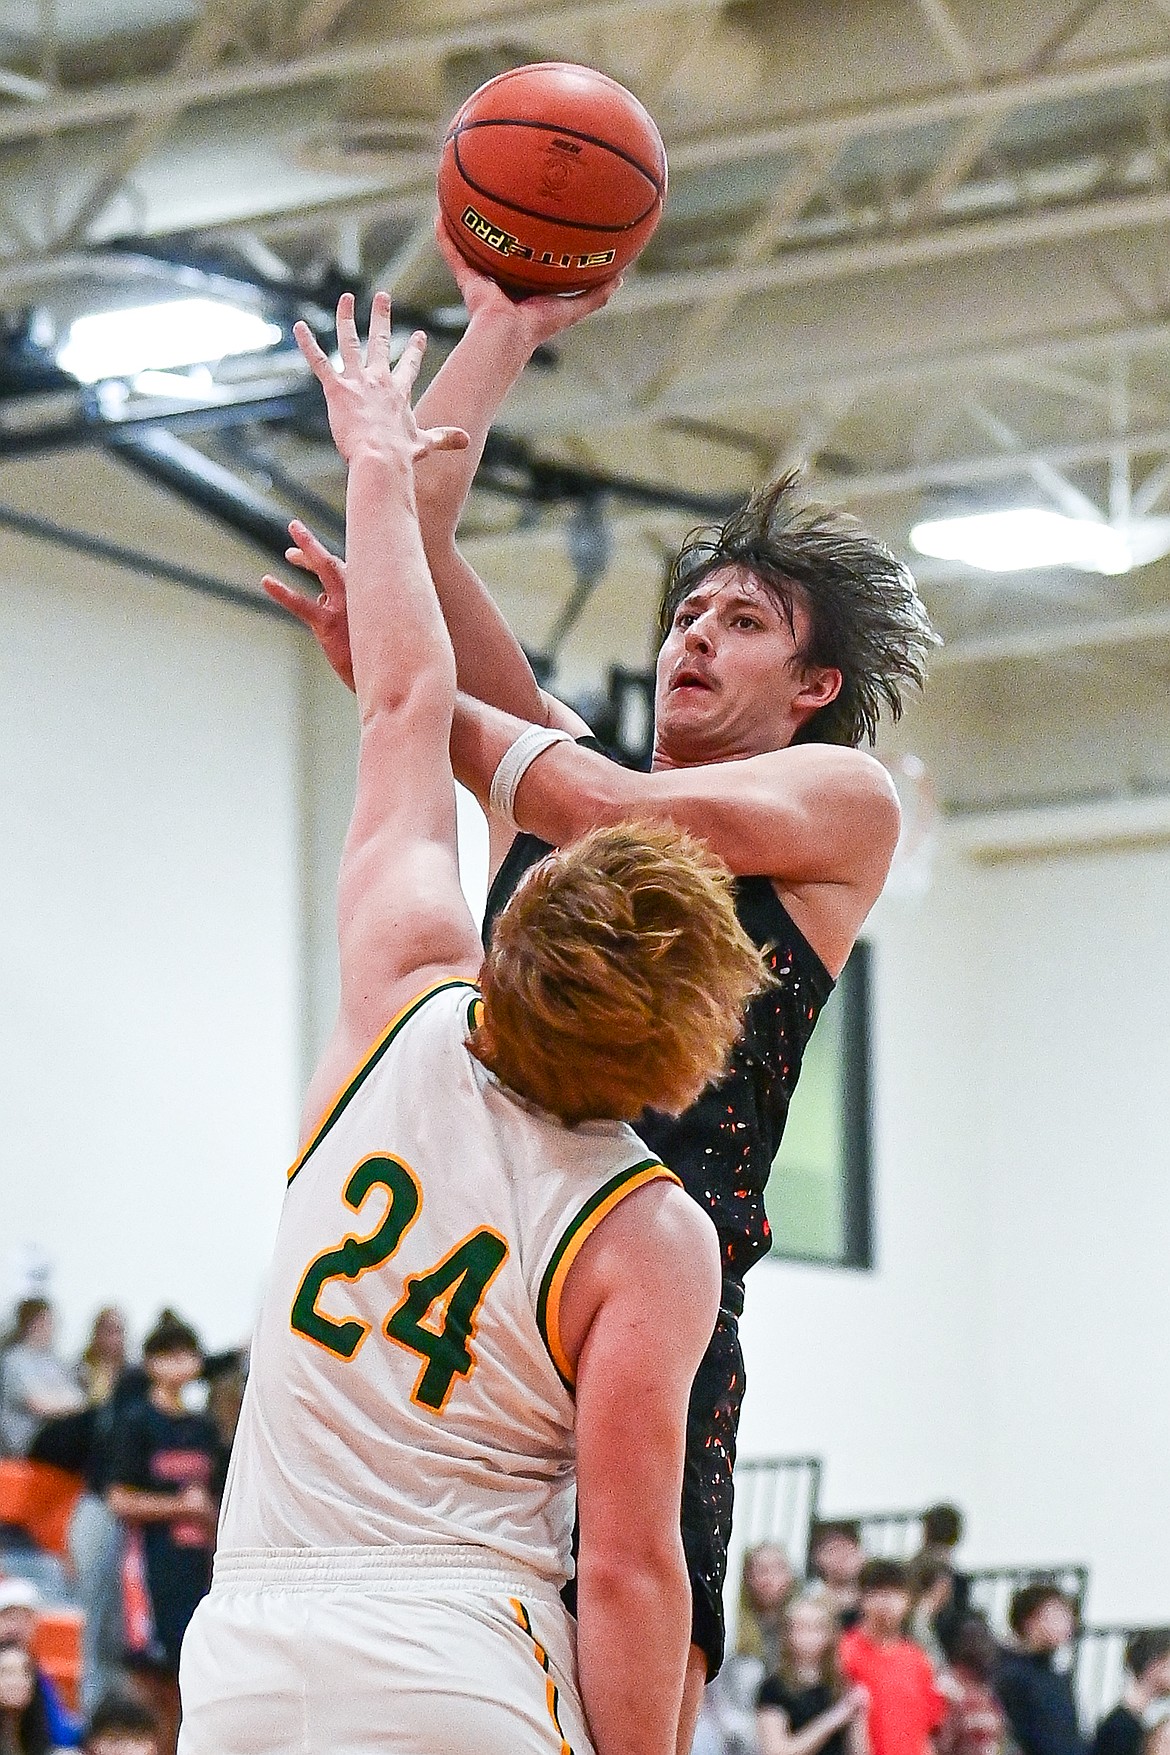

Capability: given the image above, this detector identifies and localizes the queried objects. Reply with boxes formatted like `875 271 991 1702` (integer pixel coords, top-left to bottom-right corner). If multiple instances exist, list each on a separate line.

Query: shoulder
838 1628 868 1665
756 743 900 821
556 1172 720 1386
595 1176 720 1296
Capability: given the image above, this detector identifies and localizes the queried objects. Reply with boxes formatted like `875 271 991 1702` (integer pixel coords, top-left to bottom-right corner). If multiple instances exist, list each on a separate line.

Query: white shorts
177 1546 591 1755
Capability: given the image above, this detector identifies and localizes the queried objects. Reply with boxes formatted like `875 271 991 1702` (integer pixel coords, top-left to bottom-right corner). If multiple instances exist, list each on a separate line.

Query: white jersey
219 979 675 1589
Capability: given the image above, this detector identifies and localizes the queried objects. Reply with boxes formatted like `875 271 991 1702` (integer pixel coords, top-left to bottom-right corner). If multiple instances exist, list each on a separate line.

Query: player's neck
651 726 793 771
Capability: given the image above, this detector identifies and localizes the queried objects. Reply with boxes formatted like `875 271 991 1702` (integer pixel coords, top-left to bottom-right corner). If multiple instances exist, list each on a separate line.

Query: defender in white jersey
178 295 765 1755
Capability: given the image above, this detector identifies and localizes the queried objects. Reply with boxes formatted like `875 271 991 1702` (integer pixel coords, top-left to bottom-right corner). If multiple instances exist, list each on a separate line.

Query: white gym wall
4 530 1167 1628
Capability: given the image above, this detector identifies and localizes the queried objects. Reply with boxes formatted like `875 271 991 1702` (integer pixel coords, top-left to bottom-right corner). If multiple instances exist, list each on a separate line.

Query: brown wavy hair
471 822 767 1125
660 470 937 748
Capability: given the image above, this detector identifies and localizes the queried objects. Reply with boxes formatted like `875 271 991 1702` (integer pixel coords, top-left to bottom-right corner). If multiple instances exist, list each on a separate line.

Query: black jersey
482 824 835 1294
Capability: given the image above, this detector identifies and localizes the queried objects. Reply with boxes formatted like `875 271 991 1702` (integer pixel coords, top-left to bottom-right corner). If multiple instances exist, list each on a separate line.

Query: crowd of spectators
4 1302 1167 1755
0 1297 245 1755
698 1507 1170 1755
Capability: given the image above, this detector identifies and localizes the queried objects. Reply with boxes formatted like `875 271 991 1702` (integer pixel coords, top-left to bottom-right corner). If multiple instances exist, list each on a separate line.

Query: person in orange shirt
840 1559 948 1755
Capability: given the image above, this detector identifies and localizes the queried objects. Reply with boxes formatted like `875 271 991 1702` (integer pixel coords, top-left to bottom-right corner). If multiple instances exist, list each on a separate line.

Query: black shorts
681 1298 745 1679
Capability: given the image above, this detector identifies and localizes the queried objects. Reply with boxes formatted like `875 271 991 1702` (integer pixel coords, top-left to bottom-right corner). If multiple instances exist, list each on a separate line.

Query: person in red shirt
840 1558 948 1755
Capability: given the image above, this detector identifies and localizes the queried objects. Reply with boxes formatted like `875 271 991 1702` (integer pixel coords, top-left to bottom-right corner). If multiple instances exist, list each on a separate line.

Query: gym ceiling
2 0 1169 815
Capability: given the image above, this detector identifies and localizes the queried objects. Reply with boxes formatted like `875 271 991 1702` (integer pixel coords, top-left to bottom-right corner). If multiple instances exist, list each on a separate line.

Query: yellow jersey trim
510 1599 573 1755
287 979 479 1186
536 1159 681 1393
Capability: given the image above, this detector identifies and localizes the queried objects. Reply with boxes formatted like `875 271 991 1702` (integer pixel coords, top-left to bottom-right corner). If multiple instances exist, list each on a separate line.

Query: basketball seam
450 132 661 235
449 115 663 191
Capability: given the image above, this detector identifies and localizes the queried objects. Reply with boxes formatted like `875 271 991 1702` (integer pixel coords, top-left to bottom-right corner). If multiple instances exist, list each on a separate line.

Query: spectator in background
0 1639 52 1755
996 1584 1086 1755
76 1314 127 1409
68 1350 152 1719
937 1613 1010 1755
840 1558 947 1755
909 1559 957 1672
1092 1630 1170 1755
737 1544 800 1674
0 1581 79 1748
912 1505 971 1648
106 1314 220 1754
82 1695 160 1755
810 1522 865 1631
757 1591 869 1755
0 1301 84 1459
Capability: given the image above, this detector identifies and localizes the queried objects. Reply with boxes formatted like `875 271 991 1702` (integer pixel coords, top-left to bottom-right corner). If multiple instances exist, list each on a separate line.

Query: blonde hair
472 822 767 1125
775 1591 846 1698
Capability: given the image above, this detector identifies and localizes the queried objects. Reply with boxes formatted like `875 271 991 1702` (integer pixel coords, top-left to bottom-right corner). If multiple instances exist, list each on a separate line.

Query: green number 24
290 1154 508 1414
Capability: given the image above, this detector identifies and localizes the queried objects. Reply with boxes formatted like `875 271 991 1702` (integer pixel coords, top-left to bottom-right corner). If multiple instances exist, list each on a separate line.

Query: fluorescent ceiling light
910 508 1142 575
57 297 282 384
132 366 221 402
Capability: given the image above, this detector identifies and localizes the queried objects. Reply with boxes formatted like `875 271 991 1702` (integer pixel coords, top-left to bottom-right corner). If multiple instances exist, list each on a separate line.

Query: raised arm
558 1182 722 1755
296 293 483 1140
450 692 900 973
265 224 617 732
410 224 618 723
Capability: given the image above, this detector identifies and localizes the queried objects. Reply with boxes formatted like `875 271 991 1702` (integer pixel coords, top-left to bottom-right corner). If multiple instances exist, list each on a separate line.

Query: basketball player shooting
180 293 768 1755
266 250 935 1754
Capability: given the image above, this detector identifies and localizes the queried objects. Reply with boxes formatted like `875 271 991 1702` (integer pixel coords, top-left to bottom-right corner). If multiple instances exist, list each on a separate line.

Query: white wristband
488 726 574 829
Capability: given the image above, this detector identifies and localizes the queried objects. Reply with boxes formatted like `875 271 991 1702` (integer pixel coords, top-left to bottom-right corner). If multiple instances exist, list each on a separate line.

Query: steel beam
816 426 1170 503
0 0 725 145
614 184 1170 316
107 427 301 556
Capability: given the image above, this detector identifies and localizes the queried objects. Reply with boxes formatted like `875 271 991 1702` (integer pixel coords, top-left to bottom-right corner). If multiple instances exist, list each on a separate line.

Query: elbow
358 653 456 730
576 1531 688 1614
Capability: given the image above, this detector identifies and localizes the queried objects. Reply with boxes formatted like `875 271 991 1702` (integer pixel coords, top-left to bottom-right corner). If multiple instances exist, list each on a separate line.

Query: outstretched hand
262 521 355 691
294 289 470 466
433 215 622 348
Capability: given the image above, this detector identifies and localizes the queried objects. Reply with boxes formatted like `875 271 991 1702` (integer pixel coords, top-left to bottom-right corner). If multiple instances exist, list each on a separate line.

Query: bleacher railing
725 1456 823 1645
966 1563 1091 1637
850 1508 923 1560
1074 1625 1139 1731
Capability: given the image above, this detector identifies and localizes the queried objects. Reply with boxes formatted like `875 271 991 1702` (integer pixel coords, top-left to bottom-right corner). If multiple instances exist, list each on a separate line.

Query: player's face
653 566 837 764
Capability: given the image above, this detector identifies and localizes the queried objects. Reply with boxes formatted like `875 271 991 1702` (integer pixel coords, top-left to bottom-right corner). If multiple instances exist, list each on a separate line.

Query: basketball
437 62 667 296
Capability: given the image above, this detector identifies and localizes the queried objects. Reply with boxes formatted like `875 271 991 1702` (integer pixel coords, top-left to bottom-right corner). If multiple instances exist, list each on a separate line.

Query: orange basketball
438 63 666 296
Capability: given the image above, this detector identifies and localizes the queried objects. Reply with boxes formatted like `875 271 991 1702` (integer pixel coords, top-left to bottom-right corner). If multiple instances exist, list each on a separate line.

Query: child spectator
840 1558 948 1755
106 1314 220 1753
737 1544 799 1674
0 1301 84 1459
0 1580 80 1748
809 1522 865 1632
757 1591 869 1755
1092 1630 1170 1755
937 1613 1010 1755
82 1694 160 1755
0 1639 52 1755
995 1584 1086 1755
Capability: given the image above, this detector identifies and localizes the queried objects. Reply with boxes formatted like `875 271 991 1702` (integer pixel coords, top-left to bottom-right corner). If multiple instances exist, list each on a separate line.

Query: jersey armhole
288 979 480 1186
534 1158 680 1394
